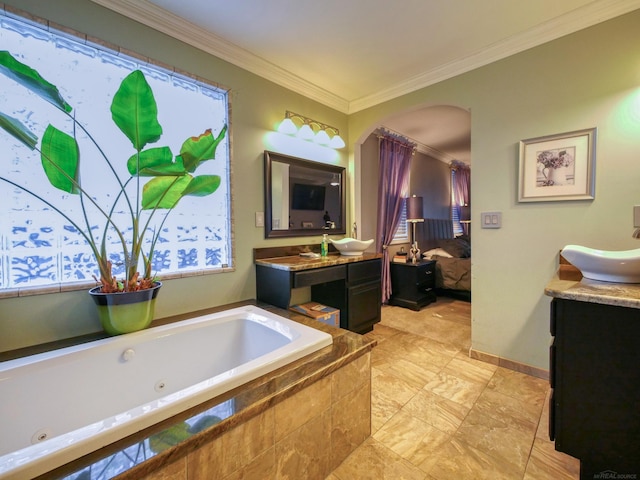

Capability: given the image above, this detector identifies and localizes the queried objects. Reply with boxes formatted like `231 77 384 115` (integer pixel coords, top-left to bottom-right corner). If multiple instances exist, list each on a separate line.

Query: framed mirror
264 151 346 238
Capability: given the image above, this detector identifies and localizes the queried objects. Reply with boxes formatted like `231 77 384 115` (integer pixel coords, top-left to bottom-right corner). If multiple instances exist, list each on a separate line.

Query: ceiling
91 0 640 163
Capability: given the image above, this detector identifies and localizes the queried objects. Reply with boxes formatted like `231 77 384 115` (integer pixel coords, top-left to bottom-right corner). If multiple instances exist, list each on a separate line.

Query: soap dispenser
321 234 328 257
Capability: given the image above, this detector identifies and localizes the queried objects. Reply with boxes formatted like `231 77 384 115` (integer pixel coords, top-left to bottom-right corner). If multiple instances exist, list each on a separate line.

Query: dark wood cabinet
256 258 381 334
388 260 436 310
550 298 640 478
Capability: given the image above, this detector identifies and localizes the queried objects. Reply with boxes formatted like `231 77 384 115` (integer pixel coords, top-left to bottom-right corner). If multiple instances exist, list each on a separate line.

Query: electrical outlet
255 212 264 227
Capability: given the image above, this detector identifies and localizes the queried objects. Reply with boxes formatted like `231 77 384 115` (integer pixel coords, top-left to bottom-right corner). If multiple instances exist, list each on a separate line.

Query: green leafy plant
0 51 227 293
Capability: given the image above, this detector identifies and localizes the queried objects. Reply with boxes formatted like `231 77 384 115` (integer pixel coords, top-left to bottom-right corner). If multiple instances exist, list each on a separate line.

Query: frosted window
0 13 232 291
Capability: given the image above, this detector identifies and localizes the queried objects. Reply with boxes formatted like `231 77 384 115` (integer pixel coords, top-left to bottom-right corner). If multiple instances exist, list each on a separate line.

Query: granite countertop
545 275 640 309
255 252 382 271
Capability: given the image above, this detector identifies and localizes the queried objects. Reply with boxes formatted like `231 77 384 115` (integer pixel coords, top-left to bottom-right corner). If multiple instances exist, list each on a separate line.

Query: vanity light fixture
277 111 346 149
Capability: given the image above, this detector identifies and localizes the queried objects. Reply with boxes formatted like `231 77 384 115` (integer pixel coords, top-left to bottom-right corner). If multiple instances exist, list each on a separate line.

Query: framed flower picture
518 128 597 202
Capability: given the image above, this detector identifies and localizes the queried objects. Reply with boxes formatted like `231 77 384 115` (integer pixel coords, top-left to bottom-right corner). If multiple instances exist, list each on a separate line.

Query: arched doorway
353 104 471 245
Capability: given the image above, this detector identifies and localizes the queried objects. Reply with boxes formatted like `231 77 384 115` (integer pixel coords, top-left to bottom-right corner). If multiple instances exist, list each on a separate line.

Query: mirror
264 150 346 238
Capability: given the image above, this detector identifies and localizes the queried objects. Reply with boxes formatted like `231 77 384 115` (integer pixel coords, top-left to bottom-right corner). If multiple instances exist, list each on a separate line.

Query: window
0 13 232 292
391 197 409 243
451 169 463 236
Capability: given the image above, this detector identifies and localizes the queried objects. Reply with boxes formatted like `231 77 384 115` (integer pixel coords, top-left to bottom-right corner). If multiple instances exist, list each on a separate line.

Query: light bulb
329 134 345 149
314 129 331 145
277 118 297 135
297 124 314 140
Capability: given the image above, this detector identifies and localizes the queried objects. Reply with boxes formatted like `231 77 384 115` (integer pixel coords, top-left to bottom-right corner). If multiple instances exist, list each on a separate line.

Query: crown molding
91 0 640 115
349 0 640 113
416 142 458 164
89 0 350 112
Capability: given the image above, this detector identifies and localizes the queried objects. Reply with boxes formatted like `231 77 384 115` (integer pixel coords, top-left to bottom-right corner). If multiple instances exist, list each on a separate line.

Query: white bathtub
0 305 332 479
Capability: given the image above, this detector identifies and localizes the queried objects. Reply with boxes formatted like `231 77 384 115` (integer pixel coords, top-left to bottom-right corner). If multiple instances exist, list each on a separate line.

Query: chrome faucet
352 222 357 239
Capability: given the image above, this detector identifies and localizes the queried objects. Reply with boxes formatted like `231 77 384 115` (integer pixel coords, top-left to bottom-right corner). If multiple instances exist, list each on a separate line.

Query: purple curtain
376 132 414 304
452 162 470 234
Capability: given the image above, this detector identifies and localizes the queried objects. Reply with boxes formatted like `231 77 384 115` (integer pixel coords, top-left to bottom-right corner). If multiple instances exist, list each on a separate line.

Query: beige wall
351 10 640 369
0 0 348 352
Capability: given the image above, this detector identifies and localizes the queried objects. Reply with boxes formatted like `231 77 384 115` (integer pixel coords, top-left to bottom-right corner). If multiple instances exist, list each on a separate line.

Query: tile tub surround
15 301 373 480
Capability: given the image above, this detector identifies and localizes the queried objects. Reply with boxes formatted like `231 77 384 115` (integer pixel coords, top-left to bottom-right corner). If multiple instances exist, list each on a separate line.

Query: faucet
352 222 357 239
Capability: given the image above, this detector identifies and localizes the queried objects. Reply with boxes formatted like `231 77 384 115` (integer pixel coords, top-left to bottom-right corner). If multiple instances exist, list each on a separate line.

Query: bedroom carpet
327 298 579 480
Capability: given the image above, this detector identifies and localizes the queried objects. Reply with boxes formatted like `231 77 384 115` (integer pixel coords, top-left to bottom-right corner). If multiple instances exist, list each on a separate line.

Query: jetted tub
0 305 333 479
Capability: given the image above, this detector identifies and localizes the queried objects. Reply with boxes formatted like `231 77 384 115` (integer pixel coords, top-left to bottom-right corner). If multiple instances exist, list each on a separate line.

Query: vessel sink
330 238 374 256
561 245 640 283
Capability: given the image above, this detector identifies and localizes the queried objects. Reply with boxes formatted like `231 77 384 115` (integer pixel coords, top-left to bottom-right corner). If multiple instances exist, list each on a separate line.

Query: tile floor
327 297 580 479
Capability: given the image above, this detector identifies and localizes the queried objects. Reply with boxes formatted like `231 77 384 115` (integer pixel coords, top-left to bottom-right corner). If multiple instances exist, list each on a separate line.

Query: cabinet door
348 279 381 333
553 299 640 463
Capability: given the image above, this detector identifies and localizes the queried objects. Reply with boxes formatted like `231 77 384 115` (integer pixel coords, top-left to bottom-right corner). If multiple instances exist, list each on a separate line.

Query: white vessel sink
561 245 640 283
330 238 374 256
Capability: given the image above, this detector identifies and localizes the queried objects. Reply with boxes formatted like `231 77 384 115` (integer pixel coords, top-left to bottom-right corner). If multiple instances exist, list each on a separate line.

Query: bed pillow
423 248 453 260
439 238 471 258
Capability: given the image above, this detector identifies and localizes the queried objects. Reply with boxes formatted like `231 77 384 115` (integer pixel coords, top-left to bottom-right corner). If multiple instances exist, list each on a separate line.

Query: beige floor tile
487 367 548 407
331 437 427 480
426 437 523 480
454 406 534 473
380 356 440 389
443 353 497 385
371 368 421 433
523 437 580 480
473 387 542 434
401 389 470 435
373 409 450 467
423 370 487 409
536 389 552 440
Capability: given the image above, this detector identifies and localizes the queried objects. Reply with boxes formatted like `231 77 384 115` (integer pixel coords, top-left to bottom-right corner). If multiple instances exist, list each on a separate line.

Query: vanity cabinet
549 298 640 478
311 259 381 334
256 257 381 334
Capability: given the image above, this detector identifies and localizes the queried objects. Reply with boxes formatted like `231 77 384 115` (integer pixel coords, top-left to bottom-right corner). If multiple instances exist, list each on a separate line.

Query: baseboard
469 348 549 381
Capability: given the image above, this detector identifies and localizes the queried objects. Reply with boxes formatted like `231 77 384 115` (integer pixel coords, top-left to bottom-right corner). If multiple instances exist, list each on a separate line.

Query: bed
415 218 471 300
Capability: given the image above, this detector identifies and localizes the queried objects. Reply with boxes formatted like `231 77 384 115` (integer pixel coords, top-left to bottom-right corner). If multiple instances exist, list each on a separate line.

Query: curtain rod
450 159 470 170
376 127 417 151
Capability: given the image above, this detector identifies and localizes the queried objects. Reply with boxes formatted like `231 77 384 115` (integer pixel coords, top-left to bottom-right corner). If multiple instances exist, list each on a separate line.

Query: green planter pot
89 282 162 336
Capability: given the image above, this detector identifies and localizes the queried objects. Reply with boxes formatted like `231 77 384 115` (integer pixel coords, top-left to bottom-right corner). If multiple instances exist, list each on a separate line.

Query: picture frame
518 128 597 202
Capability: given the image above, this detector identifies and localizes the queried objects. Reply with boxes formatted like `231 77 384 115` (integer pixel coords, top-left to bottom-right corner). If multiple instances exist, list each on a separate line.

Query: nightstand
389 260 436 310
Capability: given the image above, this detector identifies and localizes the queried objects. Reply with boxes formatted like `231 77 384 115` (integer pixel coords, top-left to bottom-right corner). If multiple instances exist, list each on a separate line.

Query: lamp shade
277 117 297 135
406 196 423 221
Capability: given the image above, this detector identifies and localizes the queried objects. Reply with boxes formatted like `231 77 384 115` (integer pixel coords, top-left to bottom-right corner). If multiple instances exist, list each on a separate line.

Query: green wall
3 2 640 372
350 9 640 369
0 0 348 352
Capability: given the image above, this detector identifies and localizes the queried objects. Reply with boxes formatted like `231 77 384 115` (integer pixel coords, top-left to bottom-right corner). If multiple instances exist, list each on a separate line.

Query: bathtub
0 305 333 479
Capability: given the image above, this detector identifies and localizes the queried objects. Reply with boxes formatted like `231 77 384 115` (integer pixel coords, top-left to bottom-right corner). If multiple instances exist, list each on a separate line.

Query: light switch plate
481 211 502 229
255 212 264 227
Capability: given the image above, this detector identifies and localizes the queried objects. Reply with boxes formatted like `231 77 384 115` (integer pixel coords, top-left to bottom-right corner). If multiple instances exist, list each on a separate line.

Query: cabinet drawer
293 265 346 288
416 264 435 287
348 259 381 283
